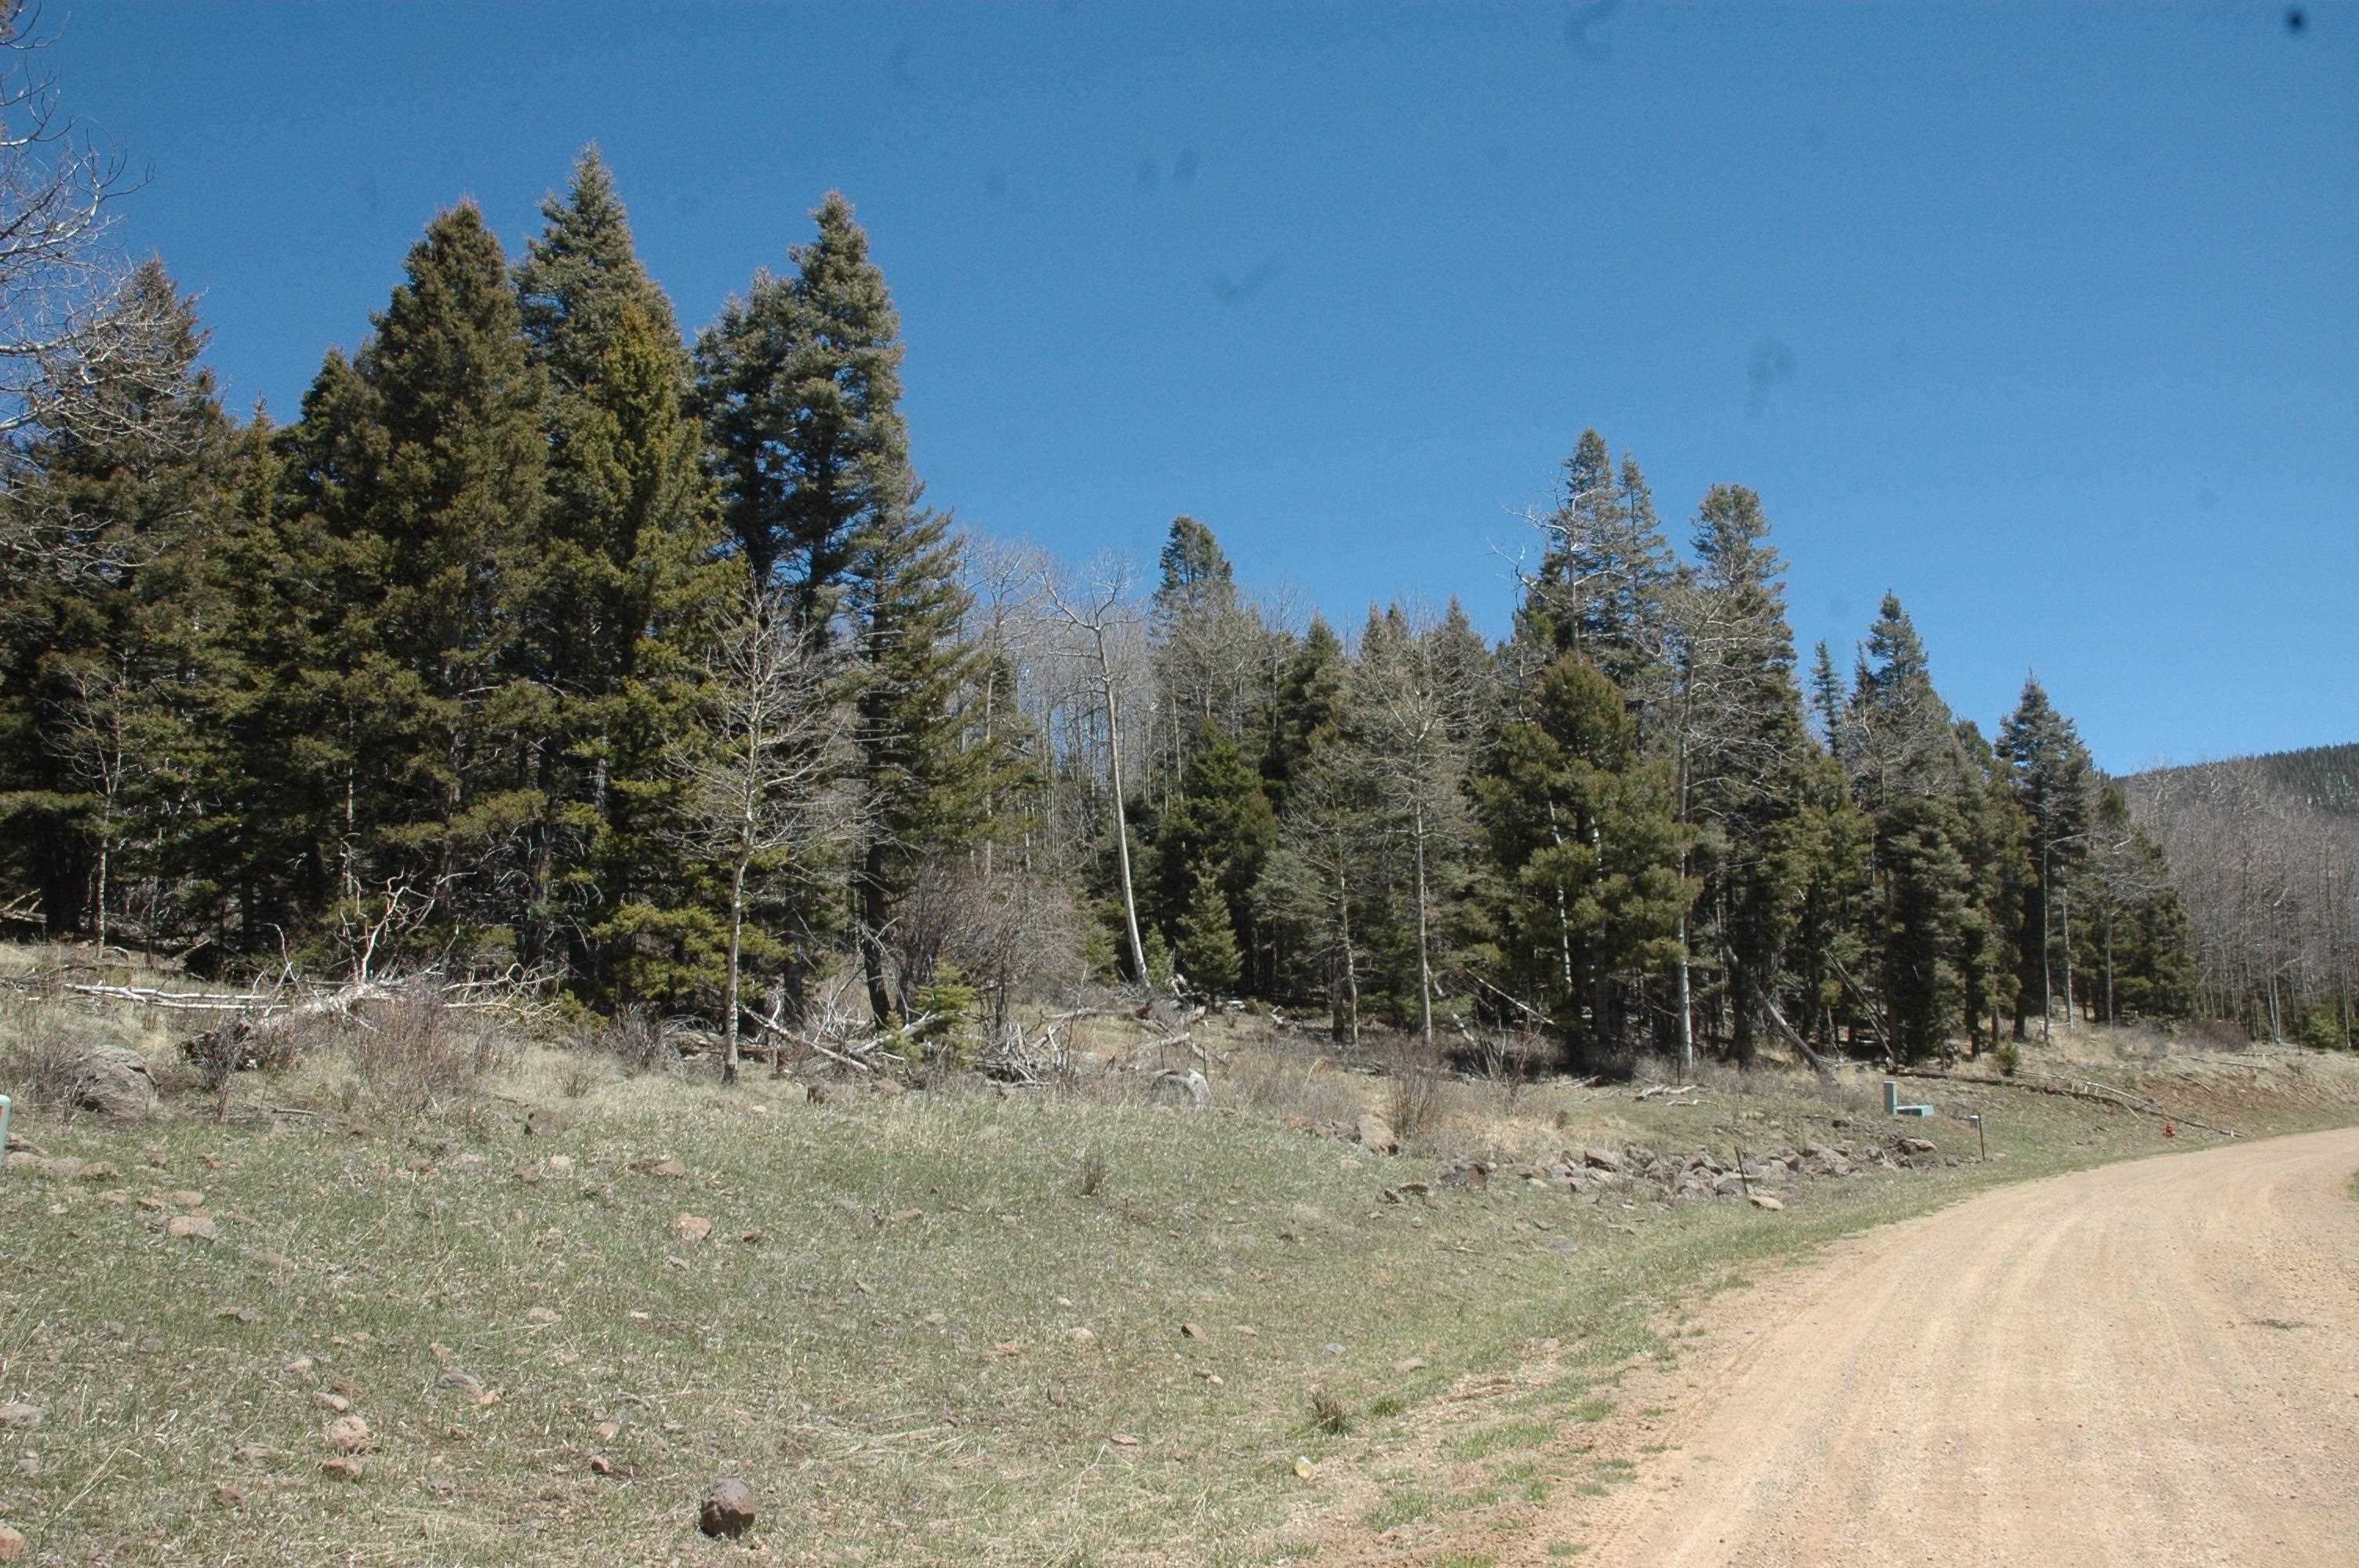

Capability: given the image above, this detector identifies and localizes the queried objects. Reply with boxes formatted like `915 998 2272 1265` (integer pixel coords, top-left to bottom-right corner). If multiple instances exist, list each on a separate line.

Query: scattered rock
0 1404 43 1431
0 1523 23 1563
524 1307 560 1326
673 1214 712 1243
1748 1192 1785 1211
212 1483 245 1509
315 1392 351 1414
740 1229 765 1245
1354 1113 1399 1154
321 1457 364 1480
1580 1145 1620 1171
1109 1432 1140 1446
888 1208 924 1224
1897 1136 1937 1156
525 1108 565 1137
165 1215 218 1242
1069 1327 1096 1345
436 1371 484 1399
633 1157 688 1180
67 1044 158 1120
231 1443 278 1465
216 1306 260 1325
163 1189 204 1207
1148 1069 1212 1109
1393 1356 1427 1373
322 1415 370 1453
1179 1322 1205 1341
698 1477 758 1539
545 1155 574 1176
870 1076 908 1098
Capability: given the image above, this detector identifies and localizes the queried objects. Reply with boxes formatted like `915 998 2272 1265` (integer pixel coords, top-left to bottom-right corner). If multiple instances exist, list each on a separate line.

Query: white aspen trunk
1413 796 1434 1047
724 855 747 1085
2060 881 2074 1028
1100 640 1150 989
1338 860 1361 1048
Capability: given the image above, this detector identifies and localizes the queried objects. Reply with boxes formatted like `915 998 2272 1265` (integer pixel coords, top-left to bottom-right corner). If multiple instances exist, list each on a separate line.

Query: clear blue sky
56 2 2358 773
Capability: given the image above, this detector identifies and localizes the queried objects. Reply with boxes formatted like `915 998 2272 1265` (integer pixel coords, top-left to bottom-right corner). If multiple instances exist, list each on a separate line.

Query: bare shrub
1308 1385 1351 1436
349 992 511 1117
1383 1034 1452 1143
892 862 1085 1037
594 1004 675 1076
1073 1148 1110 1198
1219 1049 1369 1126
0 997 89 1109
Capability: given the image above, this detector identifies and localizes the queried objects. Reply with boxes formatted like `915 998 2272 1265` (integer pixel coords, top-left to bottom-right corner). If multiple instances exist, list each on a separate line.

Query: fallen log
180 981 393 1072
1891 1065 2237 1138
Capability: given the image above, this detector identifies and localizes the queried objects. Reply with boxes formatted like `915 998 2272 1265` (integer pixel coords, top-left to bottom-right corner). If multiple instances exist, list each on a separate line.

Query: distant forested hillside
2121 744 2357 1045
2133 743 2359 820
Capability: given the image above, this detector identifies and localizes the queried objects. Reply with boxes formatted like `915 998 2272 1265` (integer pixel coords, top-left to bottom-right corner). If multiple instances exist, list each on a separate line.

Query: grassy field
5 954 2356 1566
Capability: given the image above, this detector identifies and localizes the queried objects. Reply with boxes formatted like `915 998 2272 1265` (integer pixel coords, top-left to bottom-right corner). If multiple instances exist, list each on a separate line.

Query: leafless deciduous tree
669 589 862 1083
1041 553 1151 989
0 3 184 576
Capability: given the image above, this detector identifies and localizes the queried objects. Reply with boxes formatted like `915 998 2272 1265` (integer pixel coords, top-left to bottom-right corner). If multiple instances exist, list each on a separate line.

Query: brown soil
1562 1127 2359 1566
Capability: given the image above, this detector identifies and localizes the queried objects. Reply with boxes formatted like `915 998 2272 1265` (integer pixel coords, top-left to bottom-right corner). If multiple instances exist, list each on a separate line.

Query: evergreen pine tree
696 192 982 1024
0 260 236 942
1997 673 2098 1036
1673 485 1819 1065
1474 654 1690 1068
259 202 550 963
514 150 734 994
1151 721 1277 978
1171 857 1243 996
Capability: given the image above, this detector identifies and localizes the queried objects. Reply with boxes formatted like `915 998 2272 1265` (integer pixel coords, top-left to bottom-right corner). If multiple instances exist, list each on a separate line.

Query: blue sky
56 2 2357 772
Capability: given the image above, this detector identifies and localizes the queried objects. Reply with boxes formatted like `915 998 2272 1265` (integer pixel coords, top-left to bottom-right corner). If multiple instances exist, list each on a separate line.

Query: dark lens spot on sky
1826 595 1852 622
1172 147 1200 188
2284 8 2306 32
1209 256 1285 307
1565 0 1619 58
887 38 921 93
1747 338 1797 415
1805 122 1828 153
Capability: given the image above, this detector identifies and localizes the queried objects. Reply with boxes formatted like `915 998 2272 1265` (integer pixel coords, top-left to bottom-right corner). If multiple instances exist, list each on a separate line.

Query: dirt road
1576 1127 2359 1567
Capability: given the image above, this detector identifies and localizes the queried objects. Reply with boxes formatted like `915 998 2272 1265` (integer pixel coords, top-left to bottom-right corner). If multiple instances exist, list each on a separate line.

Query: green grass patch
1443 1417 1557 1462
4 983 2354 1566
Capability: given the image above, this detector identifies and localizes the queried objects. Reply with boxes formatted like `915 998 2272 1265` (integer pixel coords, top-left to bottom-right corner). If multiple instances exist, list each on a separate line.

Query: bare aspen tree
0 5 191 575
1041 554 1151 989
1358 604 1478 1047
671 589 860 1083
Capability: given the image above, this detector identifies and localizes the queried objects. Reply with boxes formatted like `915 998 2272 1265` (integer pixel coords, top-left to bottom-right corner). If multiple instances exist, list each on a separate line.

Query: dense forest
0 129 2239 1078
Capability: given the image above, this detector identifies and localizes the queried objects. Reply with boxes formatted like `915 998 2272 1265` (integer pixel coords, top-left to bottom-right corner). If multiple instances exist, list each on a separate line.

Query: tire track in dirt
1551 1127 2359 1567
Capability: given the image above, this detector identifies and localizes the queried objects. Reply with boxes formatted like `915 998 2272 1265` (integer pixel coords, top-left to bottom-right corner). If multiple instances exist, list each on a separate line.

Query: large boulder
699 1477 758 1538
68 1046 158 1120
1147 1069 1211 1109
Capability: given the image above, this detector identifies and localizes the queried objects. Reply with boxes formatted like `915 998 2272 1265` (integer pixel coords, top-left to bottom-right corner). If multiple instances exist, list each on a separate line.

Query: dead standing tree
671 589 862 1084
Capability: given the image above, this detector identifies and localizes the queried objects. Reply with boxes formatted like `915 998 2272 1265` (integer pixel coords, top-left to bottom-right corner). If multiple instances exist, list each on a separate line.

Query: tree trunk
1413 798 1434 1047
1101 653 1150 989
860 844 896 1029
723 855 747 1087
